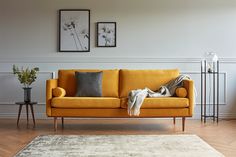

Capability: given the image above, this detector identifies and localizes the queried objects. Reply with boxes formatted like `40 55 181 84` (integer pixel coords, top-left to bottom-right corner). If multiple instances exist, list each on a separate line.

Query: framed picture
97 22 116 47
59 9 90 52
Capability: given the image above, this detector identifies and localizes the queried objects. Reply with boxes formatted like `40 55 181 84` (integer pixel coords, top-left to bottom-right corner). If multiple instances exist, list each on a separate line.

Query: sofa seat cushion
120 97 189 109
51 97 120 108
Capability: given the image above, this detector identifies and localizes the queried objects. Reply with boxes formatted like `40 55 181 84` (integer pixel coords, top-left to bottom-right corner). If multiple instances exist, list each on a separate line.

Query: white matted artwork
97 22 116 47
59 9 90 52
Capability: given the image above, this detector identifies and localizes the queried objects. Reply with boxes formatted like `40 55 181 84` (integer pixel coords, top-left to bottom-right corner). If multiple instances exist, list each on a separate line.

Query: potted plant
13 65 39 103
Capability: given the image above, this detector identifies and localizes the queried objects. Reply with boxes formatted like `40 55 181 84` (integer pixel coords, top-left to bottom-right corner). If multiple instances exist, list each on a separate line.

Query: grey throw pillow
75 72 103 97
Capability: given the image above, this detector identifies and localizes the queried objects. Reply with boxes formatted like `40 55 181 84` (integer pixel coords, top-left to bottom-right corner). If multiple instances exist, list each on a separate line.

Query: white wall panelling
0 60 235 119
181 71 227 105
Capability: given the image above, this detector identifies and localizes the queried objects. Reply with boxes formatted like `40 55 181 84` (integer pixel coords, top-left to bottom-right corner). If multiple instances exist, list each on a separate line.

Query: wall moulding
0 71 55 78
0 57 235 64
0 57 201 63
182 71 227 105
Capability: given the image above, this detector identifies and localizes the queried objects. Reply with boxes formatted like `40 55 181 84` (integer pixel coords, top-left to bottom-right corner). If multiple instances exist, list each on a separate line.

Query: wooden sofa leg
182 117 185 131
173 117 176 125
54 117 57 131
61 117 64 128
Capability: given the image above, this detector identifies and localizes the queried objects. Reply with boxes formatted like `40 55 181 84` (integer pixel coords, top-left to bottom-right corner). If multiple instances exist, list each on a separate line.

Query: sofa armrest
183 79 195 116
46 79 58 116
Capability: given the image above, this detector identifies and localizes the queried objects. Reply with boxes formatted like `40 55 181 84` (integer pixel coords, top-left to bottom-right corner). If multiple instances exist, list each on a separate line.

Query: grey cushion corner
75 71 103 97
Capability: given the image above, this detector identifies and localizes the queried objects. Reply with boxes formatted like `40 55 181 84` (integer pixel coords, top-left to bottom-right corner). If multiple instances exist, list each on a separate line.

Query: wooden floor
0 118 236 157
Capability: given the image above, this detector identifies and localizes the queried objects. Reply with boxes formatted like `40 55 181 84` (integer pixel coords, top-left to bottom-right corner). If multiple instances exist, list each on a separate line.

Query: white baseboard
0 113 48 119
192 113 236 119
0 113 235 119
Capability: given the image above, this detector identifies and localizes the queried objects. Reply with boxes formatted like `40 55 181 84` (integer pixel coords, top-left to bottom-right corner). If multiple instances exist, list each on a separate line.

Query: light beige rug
15 135 224 157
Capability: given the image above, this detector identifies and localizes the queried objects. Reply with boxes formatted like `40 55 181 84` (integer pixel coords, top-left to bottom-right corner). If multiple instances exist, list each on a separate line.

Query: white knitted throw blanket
127 75 190 116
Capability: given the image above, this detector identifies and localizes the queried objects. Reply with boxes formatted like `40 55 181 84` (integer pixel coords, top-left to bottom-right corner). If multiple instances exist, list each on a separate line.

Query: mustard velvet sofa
46 69 194 131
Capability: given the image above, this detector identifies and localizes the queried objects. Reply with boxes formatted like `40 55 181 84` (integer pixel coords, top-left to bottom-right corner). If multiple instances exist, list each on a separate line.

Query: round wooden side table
15 101 37 127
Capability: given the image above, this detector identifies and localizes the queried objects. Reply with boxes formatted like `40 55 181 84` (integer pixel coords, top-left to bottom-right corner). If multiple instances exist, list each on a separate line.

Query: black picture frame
59 9 90 52
97 22 116 47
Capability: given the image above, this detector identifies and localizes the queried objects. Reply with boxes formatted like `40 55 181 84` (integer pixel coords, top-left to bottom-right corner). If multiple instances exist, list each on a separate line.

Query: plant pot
23 87 31 103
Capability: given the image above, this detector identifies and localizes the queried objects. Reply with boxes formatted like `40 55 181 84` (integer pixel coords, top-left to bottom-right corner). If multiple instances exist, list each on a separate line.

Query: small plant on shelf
13 65 39 102
13 65 39 88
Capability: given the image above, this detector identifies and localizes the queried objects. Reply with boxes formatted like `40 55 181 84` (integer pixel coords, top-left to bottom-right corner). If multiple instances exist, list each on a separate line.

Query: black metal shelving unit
201 60 219 123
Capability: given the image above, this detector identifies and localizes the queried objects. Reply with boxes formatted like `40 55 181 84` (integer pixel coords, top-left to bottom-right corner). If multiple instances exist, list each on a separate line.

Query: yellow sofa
46 69 194 131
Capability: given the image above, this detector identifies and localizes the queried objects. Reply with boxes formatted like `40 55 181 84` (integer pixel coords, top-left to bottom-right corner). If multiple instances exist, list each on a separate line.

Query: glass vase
23 87 31 103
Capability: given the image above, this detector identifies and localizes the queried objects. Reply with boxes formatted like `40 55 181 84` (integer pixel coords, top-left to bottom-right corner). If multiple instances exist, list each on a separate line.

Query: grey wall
0 0 236 119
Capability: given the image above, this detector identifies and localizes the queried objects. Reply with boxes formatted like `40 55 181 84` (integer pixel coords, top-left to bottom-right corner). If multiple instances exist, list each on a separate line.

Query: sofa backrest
119 69 179 98
58 69 119 97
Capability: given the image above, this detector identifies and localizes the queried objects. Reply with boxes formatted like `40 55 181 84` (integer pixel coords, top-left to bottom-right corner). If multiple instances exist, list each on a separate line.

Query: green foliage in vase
13 65 39 88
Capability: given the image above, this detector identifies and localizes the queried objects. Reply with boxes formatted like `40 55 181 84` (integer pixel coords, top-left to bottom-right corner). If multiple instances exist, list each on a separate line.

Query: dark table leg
17 104 23 126
26 104 29 125
30 104 35 127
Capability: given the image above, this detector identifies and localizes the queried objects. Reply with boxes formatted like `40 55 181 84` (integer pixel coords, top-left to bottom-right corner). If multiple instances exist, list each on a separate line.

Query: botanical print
60 10 90 52
97 22 116 47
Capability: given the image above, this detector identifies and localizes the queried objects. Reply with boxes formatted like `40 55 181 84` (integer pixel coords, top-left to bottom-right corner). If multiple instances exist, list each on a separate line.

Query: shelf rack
201 60 219 123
